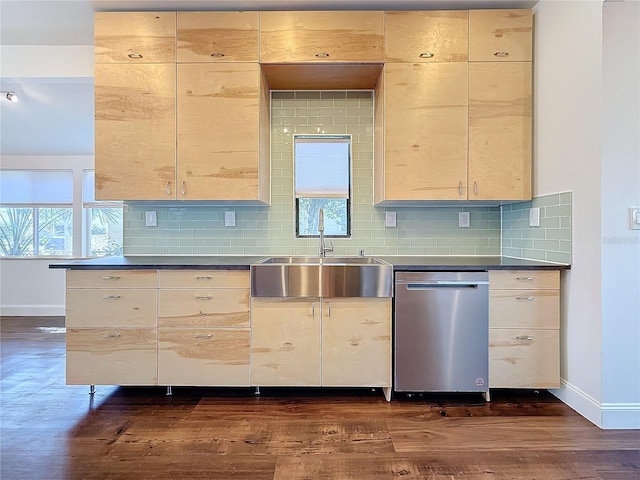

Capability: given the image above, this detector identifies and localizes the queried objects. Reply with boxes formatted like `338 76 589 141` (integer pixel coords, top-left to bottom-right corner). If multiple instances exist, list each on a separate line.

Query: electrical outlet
458 212 470 228
630 207 640 230
529 207 540 227
224 211 236 227
385 211 397 227
145 211 157 227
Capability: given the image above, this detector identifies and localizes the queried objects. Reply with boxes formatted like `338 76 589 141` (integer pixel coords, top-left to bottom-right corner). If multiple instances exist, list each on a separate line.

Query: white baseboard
0 305 65 317
551 379 640 429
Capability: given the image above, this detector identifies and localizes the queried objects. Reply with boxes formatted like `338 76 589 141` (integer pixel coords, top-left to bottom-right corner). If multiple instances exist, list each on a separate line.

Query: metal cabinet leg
166 385 172 396
483 390 491 402
254 386 261 396
89 385 96 395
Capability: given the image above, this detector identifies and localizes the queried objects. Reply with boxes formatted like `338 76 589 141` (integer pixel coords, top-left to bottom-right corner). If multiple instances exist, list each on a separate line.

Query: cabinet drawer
66 289 157 328
385 11 468 63
158 327 250 386
158 289 250 328
490 289 559 329
158 270 249 289
66 327 157 385
259 11 384 63
67 270 157 289
177 11 258 62
489 328 559 389
469 9 532 62
490 270 559 290
94 12 176 63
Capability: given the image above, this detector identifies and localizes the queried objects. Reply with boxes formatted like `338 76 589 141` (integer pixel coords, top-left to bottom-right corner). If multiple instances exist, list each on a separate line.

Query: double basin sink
250 256 393 298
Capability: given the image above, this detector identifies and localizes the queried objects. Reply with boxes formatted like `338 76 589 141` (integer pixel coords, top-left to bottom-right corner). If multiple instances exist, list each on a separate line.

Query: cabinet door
177 63 262 201
469 9 533 62
489 329 560 388
469 62 531 201
383 62 468 201
251 298 321 386
177 11 258 62
66 270 157 289
66 327 157 385
385 11 468 63
94 12 176 63
95 63 176 200
259 11 384 63
158 327 250 386
322 298 391 387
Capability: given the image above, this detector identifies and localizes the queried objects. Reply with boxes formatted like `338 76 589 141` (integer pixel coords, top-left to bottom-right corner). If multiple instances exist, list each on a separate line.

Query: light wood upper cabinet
95 63 176 200
177 11 258 62
385 11 468 63
469 9 533 62
259 11 384 63
468 62 532 201
94 12 176 63
177 63 269 201
375 62 469 202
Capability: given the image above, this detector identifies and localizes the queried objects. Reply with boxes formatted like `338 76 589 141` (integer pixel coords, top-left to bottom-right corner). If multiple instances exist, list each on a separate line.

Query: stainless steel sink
251 256 392 298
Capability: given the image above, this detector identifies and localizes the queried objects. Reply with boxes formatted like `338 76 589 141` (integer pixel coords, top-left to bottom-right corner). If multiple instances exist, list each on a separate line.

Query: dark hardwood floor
1 316 638 479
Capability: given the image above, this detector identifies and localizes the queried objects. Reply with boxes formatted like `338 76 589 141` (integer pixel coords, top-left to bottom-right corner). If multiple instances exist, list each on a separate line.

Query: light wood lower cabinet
321 298 391 387
489 270 560 389
251 298 321 387
251 297 392 396
157 270 251 386
65 270 158 386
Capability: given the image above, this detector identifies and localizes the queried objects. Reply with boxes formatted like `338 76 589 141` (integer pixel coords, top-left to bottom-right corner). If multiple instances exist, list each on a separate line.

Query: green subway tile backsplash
501 192 572 264
123 91 570 263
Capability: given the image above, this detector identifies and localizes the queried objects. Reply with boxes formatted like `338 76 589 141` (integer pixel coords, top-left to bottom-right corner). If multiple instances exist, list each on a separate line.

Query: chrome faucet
318 208 334 257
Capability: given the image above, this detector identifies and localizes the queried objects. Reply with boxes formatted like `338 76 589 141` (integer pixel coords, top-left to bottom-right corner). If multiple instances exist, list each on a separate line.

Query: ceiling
0 0 538 157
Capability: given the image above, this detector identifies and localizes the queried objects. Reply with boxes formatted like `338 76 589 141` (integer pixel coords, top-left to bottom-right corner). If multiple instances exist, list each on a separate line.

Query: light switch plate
630 207 640 230
458 212 470 228
145 211 157 227
385 211 397 227
529 207 540 227
224 211 236 227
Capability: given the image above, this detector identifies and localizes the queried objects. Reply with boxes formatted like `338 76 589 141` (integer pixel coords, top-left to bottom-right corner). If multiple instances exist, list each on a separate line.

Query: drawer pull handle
195 334 212 339
127 52 143 59
166 181 171 196
210 52 225 58
102 333 121 338
458 181 463 196
195 295 212 300
350 341 360 347
516 335 534 341
101 276 120 280
516 277 534 281
494 51 510 57
516 296 535 301
198 310 211 317
419 52 434 58
315 52 330 58
195 276 212 280
102 295 121 300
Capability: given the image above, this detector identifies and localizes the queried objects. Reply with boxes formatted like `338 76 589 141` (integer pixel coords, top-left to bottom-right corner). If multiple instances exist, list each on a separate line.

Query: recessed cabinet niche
94 11 269 203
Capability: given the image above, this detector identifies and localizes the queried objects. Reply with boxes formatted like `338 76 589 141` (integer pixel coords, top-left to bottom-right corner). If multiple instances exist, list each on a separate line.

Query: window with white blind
0 170 74 256
294 135 351 237
0 168 123 257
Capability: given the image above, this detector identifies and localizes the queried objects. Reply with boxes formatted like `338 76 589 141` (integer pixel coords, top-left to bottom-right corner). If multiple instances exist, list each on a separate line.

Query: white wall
601 0 640 428
0 259 65 316
534 0 640 428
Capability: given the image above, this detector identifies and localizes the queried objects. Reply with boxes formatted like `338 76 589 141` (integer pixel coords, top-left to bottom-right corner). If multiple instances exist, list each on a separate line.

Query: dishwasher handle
405 281 488 289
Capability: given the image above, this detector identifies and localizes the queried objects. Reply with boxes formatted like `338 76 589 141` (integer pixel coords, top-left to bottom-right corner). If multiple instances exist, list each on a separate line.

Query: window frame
293 134 352 239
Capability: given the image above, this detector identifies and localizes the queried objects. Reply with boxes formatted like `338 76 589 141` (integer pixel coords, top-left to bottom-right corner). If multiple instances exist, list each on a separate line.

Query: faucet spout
318 208 333 257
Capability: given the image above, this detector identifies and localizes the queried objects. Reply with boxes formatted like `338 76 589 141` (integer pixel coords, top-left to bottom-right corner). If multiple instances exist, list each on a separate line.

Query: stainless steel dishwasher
394 271 489 392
